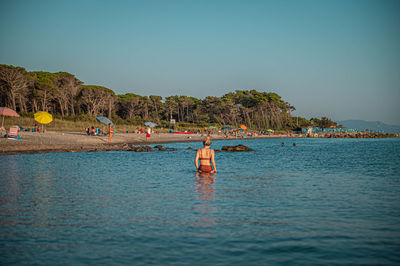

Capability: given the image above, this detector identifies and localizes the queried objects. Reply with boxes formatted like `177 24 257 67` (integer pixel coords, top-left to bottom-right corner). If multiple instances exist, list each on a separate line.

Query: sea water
1 138 399 265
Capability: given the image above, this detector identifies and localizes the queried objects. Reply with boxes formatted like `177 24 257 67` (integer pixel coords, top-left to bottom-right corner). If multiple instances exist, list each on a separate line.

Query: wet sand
0 131 287 155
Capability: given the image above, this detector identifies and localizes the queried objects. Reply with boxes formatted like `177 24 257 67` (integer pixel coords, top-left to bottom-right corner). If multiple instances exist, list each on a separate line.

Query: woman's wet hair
203 137 212 146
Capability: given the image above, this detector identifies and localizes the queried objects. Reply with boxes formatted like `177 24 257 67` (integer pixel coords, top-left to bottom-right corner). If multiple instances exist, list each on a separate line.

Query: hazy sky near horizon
1 0 399 125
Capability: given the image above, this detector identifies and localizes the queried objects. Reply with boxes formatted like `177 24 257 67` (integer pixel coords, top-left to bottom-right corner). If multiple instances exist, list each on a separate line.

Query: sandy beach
0 131 287 155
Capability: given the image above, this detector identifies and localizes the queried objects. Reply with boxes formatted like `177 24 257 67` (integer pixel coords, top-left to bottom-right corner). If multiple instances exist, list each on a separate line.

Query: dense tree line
0 64 320 129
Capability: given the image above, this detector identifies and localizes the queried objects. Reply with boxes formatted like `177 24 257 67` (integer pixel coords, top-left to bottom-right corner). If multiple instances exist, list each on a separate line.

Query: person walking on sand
195 137 217 173
146 126 151 142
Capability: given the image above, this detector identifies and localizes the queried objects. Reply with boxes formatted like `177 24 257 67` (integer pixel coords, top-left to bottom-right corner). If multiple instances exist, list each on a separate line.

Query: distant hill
337 120 400 133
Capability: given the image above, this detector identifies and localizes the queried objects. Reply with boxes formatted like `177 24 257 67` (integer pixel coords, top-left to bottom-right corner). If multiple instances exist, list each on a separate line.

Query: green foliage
118 93 141 103
53 72 76 78
0 64 27 72
32 71 56 88
310 117 337 129
82 85 116 95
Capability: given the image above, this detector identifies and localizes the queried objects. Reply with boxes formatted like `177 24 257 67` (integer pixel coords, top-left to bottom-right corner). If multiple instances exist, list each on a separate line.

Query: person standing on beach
146 126 151 142
195 137 217 173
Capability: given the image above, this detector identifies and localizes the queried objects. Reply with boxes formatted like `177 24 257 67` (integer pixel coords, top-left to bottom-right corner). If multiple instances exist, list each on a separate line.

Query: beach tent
221 126 232 130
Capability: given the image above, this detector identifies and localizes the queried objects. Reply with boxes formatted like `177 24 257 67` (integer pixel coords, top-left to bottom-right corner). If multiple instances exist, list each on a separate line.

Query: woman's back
195 137 217 173
199 148 212 165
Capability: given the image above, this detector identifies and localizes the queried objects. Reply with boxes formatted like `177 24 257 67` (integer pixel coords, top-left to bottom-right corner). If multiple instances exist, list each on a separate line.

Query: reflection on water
0 156 21 228
194 173 216 236
194 172 215 201
0 157 20 207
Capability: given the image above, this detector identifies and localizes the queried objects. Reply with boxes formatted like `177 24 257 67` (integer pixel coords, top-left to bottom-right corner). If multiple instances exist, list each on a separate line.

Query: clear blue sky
1 0 399 125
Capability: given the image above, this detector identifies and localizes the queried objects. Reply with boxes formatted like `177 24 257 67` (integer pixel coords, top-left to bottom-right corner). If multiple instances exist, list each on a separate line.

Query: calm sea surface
1 138 400 265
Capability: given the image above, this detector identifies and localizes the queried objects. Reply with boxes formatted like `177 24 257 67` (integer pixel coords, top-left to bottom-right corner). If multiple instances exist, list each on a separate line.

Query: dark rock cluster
221 144 255 152
119 144 177 152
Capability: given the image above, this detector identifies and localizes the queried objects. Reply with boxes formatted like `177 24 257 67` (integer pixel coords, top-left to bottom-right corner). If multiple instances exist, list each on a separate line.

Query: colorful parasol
0 107 20 134
34 111 53 124
96 116 114 127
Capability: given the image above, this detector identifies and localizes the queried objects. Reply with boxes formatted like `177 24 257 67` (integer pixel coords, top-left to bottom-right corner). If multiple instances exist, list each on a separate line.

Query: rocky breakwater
322 133 399 138
221 144 255 152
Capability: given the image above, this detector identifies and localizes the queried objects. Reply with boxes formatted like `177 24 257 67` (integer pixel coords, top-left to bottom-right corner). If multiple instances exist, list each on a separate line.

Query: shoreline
1 131 398 156
0 131 288 155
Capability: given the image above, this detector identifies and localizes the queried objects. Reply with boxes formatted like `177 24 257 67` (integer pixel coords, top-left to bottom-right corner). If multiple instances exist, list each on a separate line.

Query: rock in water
134 145 155 152
154 145 167 149
143 145 155 152
222 144 255 152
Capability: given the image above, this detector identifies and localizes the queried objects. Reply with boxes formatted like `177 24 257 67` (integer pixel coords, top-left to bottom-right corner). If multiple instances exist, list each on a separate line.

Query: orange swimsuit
199 149 213 173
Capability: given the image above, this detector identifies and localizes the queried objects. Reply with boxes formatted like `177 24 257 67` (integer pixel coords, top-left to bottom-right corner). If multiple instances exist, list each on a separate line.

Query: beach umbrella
34 111 53 124
0 107 19 117
237 128 244 132
240 125 247 130
266 129 273 132
144 121 157 128
221 126 232 130
0 107 20 134
96 116 114 127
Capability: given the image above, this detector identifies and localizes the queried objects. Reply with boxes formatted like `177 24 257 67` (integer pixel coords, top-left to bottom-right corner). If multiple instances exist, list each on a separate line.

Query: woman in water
195 137 217 173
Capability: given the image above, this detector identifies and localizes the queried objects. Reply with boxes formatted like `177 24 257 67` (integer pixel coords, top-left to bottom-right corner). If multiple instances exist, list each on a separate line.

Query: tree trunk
65 102 69 116
144 102 148 120
18 96 25 112
10 90 17 111
108 99 112 119
58 99 65 118
70 95 75 116
154 103 159 122
32 99 37 113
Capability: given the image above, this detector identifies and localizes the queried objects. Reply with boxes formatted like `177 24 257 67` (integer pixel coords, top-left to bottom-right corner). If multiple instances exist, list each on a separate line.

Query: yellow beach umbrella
34 111 53 124
240 125 247 130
